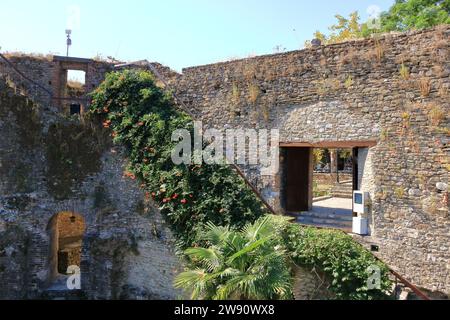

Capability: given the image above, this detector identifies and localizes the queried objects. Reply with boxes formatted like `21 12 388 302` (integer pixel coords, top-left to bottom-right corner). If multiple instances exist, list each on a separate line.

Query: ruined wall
174 26 450 293
0 55 114 111
0 77 182 299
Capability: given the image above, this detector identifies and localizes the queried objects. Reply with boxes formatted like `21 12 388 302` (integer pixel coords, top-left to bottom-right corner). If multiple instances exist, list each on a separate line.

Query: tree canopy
380 0 450 32
306 0 450 46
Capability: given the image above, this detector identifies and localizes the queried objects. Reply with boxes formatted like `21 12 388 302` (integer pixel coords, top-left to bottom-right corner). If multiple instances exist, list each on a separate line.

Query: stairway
297 210 353 232
331 182 353 199
296 197 353 232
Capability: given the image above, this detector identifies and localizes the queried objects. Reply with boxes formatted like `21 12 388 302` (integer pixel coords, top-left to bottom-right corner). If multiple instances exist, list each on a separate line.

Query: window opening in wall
70 103 81 115
66 70 86 97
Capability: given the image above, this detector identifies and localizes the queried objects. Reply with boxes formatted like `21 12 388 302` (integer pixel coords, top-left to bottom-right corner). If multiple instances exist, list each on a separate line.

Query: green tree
379 0 450 32
174 216 293 300
306 11 362 46
313 149 325 167
307 0 450 45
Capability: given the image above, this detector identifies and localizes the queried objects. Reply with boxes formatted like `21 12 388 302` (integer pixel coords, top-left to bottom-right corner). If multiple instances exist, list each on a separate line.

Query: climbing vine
88 70 267 245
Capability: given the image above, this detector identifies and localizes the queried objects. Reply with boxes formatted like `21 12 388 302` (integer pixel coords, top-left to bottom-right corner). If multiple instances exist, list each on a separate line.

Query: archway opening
48 212 85 286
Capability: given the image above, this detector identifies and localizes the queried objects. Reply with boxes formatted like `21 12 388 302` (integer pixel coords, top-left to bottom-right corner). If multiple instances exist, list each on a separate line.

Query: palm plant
174 216 293 300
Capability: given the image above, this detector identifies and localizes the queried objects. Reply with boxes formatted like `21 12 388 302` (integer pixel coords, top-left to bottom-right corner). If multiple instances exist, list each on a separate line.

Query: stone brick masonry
0 78 182 299
173 26 449 294
0 25 449 297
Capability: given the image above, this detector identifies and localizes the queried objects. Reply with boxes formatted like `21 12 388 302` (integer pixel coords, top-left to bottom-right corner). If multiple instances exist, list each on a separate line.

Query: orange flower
138 121 144 127
124 171 136 180
102 120 112 128
112 131 118 138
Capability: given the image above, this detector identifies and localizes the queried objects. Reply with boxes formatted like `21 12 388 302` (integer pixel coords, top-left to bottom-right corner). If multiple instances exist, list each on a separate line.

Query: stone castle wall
0 78 182 299
0 25 449 295
173 26 449 293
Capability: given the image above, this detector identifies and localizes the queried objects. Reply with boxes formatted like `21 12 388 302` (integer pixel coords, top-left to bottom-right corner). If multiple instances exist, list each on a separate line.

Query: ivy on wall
88 70 267 246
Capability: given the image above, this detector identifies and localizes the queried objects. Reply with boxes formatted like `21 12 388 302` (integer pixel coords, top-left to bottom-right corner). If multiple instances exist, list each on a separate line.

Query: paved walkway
297 197 353 231
312 197 353 215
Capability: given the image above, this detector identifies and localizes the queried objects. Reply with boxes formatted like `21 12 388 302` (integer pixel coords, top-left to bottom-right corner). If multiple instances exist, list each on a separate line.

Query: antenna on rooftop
66 29 72 57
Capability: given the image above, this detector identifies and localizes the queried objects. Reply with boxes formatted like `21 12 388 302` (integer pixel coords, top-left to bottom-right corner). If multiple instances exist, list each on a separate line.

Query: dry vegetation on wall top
3 51 54 61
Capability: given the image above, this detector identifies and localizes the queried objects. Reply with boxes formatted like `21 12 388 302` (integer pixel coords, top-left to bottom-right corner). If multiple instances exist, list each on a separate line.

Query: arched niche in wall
46 211 86 287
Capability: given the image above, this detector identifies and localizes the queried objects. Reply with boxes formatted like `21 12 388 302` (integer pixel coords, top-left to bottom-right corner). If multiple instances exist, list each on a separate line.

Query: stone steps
331 183 354 199
297 213 353 232
300 210 353 221
297 217 352 232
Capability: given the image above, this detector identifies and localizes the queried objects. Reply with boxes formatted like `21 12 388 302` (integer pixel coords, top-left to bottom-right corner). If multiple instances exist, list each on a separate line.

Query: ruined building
0 25 448 299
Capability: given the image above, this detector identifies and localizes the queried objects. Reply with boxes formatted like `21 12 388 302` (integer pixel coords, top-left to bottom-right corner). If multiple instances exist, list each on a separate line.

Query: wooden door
284 148 312 212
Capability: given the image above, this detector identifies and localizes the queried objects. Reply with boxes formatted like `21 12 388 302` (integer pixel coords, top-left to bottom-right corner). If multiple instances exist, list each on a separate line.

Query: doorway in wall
70 103 81 115
47 212 85 288
281 142 373 231
283 147 313 212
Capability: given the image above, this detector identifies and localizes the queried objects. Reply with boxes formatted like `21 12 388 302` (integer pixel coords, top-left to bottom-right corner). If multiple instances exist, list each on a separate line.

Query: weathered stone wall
174 26 449 293
0 55 54 106
1 26 448 296
0 77 182 299
292 266 334 300
0 55 114 111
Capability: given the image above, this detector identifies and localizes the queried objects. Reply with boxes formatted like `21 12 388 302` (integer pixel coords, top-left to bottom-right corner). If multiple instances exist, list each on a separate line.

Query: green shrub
283 223 393 300
175 216 293 300
88 70 266 246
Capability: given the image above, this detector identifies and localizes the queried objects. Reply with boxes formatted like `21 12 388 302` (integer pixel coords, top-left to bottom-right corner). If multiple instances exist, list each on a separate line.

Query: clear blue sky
0 0 394 71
